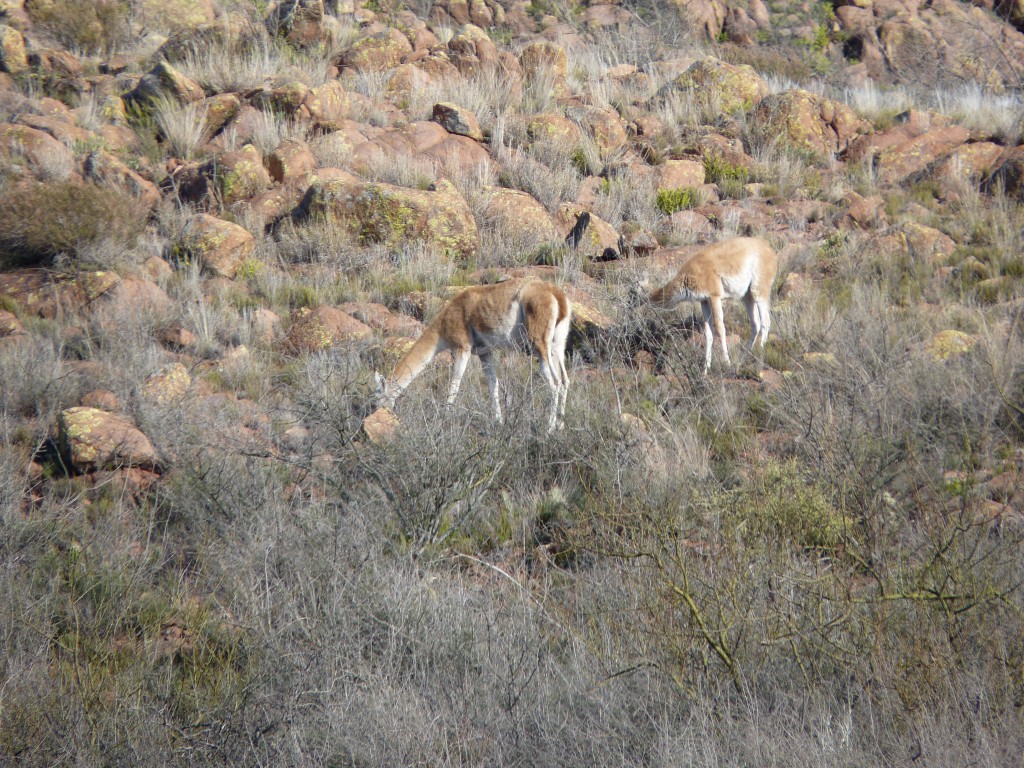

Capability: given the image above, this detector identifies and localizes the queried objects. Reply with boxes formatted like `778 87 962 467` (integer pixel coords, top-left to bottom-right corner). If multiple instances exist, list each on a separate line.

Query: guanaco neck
387 325 443 397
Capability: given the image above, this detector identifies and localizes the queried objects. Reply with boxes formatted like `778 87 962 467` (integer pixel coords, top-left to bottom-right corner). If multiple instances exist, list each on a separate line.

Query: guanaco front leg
711 297 730 367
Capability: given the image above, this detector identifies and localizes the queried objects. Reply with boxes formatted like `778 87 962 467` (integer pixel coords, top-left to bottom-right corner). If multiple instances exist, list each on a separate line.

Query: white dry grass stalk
247 110 311 157
491 117 582 212
592 174 659 232
842 80 916 122
933 83 1024 145
32 143 75 182
654 88 704 133
178 38 287 93
359 152 437 189
521 62 564 115
749 137 812 199
444 159 498 204
153 97 210 161
74 92 110 133
408 69 521 127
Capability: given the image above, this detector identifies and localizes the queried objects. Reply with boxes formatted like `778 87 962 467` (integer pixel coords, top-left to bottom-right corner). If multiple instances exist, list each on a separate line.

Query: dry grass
152 97 209 161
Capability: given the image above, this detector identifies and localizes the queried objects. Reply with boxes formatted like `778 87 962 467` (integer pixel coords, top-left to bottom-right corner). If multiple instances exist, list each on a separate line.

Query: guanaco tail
375 277 572 432
648 236 779 373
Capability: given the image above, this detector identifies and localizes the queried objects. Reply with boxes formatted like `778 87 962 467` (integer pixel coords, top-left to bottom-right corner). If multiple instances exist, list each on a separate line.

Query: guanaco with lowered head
647 236 779 373
375 277 572 432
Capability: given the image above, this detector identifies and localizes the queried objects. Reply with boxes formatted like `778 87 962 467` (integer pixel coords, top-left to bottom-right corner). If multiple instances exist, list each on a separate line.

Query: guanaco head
372 371 396 410
624 271 652 311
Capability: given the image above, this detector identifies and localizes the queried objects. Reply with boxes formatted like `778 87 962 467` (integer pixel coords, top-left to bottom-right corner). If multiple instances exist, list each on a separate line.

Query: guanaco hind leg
447 347 472 405
700 300 715 374
478 350 502 423
743 293 762 349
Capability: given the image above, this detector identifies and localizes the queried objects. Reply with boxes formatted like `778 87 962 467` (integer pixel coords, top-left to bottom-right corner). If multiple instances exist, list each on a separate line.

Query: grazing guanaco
648 236 778 373
375 277 572 431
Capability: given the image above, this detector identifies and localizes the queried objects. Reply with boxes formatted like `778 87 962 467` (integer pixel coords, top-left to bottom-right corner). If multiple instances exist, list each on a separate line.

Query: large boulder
519 41 568 95
432 102 484 142
196 92 241 141
556 205 618 260
0 308 28 349
984 147 1024 201
658 56 768 113
57 407 158 472
0 24 28 75
266 139 317 183
142 362 192 405
284 305 373 353
0 123 75 180
202 144 272 204
127 61 206 106
579 106 628 158
674 0 727 38
136 0 216 32
0 269 120 319
479 187 559 245
913 141 1004 187
298 177 479 260
826 0 1024 91
335 27 413 72
83 150 161 209
266 0 329 47
337 301 424 338
181 213 255 279
753 89 869 156
874 125 971 184
300 80 352 131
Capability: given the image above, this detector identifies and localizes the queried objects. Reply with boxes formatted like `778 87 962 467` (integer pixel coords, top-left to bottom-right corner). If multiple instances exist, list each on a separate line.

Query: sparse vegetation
2 0 1024 765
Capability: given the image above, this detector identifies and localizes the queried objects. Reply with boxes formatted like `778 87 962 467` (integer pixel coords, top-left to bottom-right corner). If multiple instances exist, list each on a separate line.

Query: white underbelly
472 303 527 350
720 266 755 298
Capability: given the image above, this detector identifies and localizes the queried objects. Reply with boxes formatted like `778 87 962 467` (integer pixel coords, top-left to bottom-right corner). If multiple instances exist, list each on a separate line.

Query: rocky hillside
1 0 1023 764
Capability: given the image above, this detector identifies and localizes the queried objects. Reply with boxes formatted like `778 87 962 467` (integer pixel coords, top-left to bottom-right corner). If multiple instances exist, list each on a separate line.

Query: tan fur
378 277 572 431
649 236 779 372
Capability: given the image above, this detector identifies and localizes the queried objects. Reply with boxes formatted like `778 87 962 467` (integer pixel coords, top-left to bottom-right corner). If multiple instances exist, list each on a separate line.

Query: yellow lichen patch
381 335 416 365
57 406 158 470
143 363 192 405
925 330 977 361
78 271 121 302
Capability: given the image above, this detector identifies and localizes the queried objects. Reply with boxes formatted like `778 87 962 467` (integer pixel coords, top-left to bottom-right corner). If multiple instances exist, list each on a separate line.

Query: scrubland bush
0 181 147 268
26 0 131 54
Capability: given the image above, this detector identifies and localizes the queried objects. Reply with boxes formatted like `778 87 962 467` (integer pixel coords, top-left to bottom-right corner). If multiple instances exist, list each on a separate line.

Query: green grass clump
655 187 699 215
